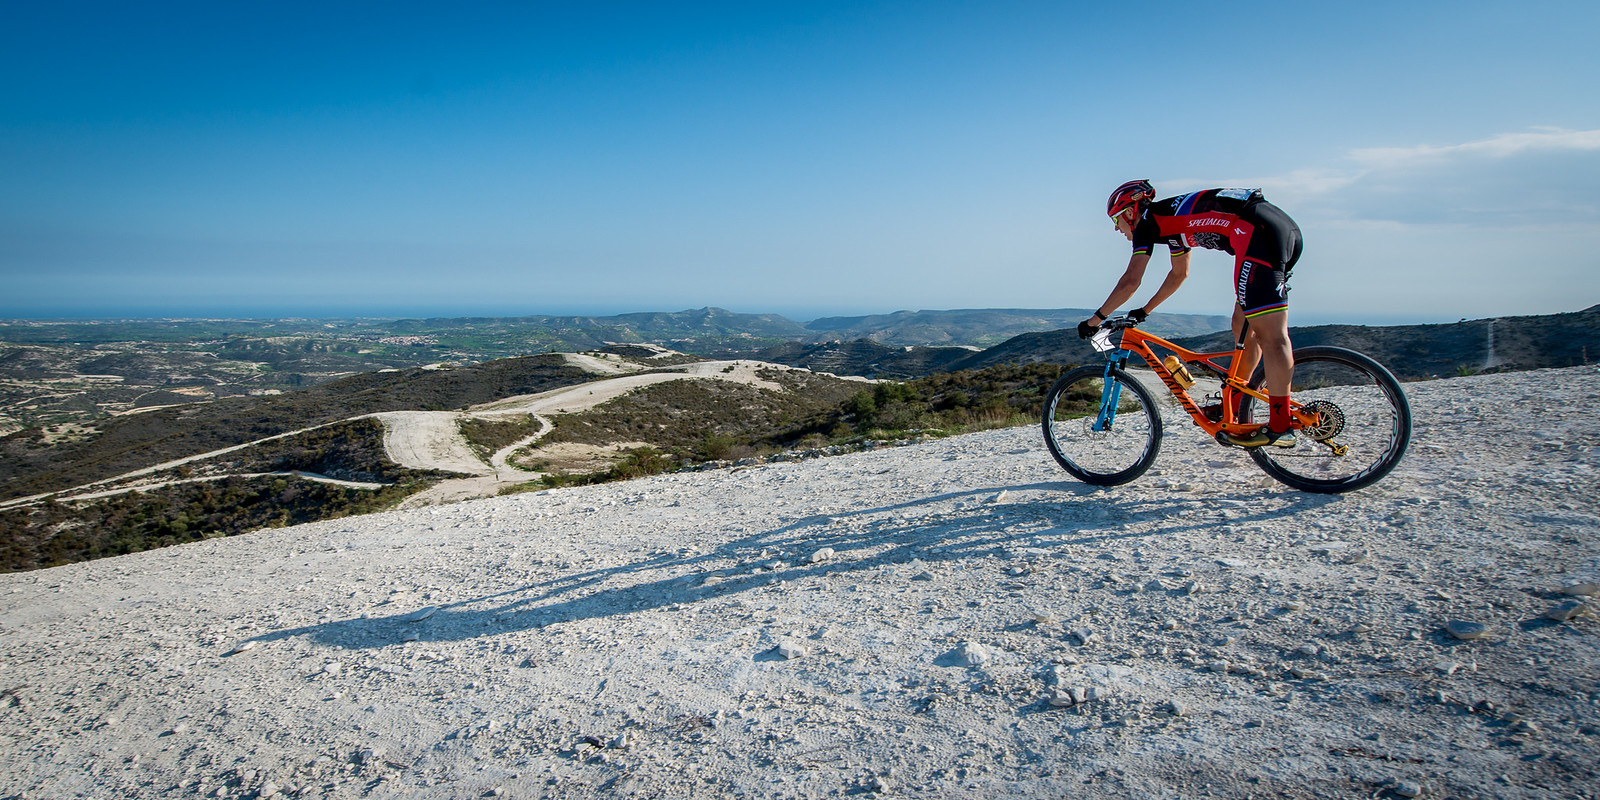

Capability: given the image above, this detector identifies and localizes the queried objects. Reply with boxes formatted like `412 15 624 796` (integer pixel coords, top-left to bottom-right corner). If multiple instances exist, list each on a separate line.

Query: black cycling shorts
1235 200 1302 318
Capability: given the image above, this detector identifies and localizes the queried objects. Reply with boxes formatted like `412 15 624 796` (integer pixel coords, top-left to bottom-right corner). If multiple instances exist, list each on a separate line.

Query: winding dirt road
386 359 814 507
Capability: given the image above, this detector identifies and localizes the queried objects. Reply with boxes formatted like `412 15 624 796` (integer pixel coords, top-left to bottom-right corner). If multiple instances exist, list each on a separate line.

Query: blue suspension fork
1091 350 1134 432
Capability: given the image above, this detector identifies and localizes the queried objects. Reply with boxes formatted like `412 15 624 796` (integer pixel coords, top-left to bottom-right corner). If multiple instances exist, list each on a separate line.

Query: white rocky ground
2 367 1597 800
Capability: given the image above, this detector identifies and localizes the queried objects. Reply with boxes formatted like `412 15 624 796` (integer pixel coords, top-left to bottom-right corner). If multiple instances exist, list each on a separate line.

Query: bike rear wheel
1042 365 1162 486
1241 346 1411 494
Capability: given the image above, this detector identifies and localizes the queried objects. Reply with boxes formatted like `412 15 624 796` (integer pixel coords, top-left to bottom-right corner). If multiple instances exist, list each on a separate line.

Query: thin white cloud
1158 168 1360 209
1350 127 1600 168
1168 128 1600 227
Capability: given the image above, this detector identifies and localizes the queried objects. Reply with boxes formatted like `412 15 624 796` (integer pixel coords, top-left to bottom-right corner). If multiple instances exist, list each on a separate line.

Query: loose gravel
2 367 1597 799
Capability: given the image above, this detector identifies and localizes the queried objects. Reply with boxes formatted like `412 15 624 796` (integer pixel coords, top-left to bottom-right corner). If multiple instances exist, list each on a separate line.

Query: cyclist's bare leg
1248 309 1294 397
1230 305 1294 430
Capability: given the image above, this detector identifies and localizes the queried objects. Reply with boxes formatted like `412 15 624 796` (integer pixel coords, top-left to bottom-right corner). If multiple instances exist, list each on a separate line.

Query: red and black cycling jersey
1130 187 1303 317
1129 188 1265 258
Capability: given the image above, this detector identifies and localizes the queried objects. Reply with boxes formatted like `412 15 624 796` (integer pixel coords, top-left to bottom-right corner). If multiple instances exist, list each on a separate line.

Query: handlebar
1096 314 1142 331
1087 315 1141 353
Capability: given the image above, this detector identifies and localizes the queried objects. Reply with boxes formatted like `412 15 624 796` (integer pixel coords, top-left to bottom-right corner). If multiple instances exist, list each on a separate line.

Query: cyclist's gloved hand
1127 307 1148 324
1077 319 1098 339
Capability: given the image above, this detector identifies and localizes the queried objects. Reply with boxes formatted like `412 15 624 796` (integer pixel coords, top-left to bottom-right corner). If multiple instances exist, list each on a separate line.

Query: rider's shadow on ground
246 481 1345 653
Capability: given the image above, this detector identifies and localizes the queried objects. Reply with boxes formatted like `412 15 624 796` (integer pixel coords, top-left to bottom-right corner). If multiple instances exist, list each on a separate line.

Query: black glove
1127 307 1148 324
1077 319 1098 339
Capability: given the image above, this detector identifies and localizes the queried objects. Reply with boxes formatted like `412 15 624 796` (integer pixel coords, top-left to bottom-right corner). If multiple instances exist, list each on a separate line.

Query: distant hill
941 329 1088 372
742 306 1600 381
741 340 976 379
374 306 1231 350
929 306 1599 382
380 307 813 350
730 309 1232 377
741 330 1092 378
1163 305 1600 381
805 308 1229 347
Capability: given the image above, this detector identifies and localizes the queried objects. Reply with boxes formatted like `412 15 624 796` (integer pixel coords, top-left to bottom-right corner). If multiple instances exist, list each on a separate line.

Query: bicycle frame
1089 322 1314 438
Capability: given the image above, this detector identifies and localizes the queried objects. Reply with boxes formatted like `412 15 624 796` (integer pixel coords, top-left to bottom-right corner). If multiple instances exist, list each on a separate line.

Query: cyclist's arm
1093 252 1151 317
1140 250 1191 313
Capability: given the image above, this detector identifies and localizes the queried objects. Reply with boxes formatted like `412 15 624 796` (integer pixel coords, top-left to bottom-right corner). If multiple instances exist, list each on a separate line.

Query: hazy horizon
2 300 1589 330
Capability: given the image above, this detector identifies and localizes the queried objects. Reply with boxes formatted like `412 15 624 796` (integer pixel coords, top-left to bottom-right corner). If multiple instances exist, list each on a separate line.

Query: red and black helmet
1107 179 1154 218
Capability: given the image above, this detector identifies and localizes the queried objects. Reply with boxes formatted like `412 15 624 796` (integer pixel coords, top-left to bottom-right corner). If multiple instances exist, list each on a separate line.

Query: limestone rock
405 606 439 623
953 641 992 667
1545 600 1586 622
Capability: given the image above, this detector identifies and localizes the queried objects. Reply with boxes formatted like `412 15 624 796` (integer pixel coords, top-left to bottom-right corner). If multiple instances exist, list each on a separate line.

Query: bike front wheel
1042 365 1163 486
1241 346 1411 494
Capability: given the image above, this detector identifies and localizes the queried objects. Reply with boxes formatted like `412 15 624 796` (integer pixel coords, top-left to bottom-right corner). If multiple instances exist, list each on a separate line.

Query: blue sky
2 1 1596 323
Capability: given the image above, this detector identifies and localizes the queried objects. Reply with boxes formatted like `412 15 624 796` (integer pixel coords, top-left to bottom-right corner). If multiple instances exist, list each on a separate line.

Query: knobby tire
1241 345 1411 494
1041 365 1162 486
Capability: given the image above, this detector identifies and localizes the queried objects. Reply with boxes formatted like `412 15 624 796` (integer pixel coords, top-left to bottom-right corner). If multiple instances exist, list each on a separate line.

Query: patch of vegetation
0 474 434 572
458 415 544 461
825 362 1069 442
535 372 862 464
521 447 678 490
513 362 1072 494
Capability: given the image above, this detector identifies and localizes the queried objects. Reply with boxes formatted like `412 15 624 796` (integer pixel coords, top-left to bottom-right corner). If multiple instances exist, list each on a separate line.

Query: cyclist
1077 180 1302 448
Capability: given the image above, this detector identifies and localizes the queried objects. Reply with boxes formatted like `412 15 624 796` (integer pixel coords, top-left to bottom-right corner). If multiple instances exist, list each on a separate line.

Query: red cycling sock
1269 395 1291 434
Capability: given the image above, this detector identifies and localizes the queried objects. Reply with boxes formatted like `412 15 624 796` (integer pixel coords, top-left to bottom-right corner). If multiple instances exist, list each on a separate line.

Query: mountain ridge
739 305 1600 380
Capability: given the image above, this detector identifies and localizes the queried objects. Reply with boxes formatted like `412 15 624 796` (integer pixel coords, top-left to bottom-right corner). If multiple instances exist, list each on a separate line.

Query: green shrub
699 433 736 461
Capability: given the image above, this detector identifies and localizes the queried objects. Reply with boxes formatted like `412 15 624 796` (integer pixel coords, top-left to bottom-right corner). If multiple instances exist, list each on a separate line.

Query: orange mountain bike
1041 315 1411 493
